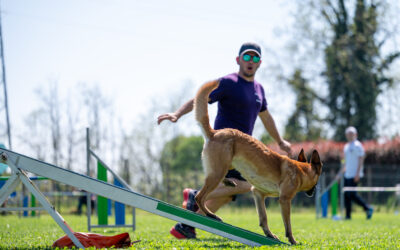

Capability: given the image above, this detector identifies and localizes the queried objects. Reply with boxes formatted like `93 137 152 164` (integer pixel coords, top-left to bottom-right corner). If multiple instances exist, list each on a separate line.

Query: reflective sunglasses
242 54 260 63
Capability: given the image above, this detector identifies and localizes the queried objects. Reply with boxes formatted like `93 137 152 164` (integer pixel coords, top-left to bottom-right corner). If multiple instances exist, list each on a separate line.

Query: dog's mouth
305 185 316 197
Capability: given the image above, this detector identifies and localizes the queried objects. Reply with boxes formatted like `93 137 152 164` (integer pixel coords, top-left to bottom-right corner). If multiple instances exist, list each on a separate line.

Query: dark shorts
225 169 247 181
225 169 247 201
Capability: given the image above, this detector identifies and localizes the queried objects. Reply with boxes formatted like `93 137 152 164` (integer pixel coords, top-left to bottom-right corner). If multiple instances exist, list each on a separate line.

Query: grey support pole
86 128 91 231
0 4 11 149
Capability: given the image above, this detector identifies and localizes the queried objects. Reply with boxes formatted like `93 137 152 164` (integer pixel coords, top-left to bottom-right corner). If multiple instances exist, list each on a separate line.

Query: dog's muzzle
305 185 316 197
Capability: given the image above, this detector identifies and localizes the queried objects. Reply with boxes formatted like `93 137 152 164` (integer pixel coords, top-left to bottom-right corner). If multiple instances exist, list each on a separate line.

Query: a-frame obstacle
0 148 286 247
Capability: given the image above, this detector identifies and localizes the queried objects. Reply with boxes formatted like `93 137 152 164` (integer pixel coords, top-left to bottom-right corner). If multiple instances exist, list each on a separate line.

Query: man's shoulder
253 80 264 90
219 73 264 86
354 140 363 147
344 140 364 152
220 73 239 83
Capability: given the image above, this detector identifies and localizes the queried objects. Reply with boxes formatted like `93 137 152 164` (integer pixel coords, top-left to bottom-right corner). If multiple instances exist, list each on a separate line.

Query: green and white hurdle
86 128 136 231
0 148 285 247
316 171 400 219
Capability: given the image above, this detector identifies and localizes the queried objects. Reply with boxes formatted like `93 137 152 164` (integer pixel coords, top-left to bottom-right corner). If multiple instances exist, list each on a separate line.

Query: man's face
345 131 357 142
236 51 261 78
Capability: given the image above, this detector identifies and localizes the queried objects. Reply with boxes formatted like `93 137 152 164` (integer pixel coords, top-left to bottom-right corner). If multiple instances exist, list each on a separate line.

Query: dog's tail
194 80 219 139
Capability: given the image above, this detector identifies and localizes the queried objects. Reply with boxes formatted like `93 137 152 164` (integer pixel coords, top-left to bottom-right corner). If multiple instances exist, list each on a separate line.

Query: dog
193 80 323 245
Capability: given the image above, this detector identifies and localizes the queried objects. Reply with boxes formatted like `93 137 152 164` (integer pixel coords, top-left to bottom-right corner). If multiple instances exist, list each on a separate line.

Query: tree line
0 0 399 206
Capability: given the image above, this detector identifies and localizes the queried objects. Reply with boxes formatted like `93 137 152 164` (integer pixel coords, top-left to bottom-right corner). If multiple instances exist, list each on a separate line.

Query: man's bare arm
354 155 365 183
157 98 194 124
258 110 292 155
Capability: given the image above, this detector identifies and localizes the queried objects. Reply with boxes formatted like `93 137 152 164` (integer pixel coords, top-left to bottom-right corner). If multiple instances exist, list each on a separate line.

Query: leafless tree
64 90 84 171
118 81 196 196
34 80 63 166
80 83 110 151
18 110 48 161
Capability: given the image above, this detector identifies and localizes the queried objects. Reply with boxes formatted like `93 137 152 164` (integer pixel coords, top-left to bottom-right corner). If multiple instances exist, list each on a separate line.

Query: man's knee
233 180 252 193
236 181 251 193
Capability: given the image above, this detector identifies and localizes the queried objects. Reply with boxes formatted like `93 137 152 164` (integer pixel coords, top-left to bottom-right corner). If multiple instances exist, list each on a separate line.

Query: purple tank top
208 73 267 135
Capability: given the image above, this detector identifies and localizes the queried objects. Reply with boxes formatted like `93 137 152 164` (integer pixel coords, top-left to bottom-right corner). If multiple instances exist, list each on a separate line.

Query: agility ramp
0 148 285 247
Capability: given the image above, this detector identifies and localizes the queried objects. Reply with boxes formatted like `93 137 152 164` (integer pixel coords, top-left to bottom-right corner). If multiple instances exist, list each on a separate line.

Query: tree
160 135 204 204
160 135 203 173
35 80 62 166
283 0 400 141
81 83 110 150
18 110 48 161
321 0 400 140
284 69 323 142
64 91 82 171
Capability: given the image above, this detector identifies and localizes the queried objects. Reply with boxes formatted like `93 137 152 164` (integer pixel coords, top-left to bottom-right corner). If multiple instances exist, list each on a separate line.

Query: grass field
0 207 399 249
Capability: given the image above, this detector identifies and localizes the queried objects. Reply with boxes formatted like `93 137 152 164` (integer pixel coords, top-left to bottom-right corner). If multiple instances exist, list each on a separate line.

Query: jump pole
331 181 338 217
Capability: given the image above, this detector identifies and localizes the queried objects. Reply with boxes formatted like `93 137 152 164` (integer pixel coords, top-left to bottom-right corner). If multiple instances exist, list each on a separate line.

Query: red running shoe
170 223 196 239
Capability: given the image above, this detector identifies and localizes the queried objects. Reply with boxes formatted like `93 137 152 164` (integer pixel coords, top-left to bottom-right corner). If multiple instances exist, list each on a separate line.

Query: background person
157 42 292 239
342 126 373 220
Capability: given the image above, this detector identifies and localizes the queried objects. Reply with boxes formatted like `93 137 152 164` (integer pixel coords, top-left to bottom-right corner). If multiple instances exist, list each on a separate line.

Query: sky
1 0 297 149
2 0 399 155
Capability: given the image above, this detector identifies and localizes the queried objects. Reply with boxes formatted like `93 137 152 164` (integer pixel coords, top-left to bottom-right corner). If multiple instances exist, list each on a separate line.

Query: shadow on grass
193 237 287 248
10 248 53 250
193 238 245 248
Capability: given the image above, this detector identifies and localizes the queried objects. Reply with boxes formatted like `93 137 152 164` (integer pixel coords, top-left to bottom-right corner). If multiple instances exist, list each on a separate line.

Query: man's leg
204 179 252 201
346 179 373 219
204 196 233 213
352 191 369 210
344 178 353 219
170 172 251 239
197 179 251 215
344 178 373 219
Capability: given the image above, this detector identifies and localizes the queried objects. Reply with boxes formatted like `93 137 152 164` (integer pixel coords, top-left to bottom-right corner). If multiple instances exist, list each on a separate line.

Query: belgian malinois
193 80 323 244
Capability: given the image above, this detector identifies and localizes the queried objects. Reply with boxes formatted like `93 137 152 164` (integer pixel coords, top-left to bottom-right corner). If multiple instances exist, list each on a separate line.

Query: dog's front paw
288 237 298 245
266 232 279 241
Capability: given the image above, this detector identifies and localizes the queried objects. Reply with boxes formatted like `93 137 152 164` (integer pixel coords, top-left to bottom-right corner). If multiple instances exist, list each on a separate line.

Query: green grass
0 207 399 249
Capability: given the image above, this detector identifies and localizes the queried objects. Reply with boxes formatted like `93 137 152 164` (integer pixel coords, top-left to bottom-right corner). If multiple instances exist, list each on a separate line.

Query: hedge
267 137 400 164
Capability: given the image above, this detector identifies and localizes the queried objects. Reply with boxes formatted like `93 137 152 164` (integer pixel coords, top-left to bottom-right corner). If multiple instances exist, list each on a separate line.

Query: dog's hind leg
195 156 230 221
195 172 227 221
252 188 279 240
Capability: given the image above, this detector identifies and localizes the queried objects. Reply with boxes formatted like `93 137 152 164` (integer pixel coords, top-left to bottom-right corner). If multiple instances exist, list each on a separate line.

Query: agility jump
0 148 285 247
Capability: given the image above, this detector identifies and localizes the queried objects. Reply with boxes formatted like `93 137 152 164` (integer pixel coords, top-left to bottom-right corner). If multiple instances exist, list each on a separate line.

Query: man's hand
157 113 179 125
279 140 292 156
354 174 360 183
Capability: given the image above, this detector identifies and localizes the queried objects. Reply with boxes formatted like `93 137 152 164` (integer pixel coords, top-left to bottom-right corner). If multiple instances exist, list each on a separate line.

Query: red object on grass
52 232 138 248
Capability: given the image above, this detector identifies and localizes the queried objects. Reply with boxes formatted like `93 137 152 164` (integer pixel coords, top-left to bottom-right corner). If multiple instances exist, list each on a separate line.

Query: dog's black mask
305 185 316 197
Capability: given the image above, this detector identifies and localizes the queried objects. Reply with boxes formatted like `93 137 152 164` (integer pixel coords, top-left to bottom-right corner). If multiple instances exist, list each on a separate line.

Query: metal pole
0 4 12 149
315 181 320 219
340 174 344 217
86 127 91 231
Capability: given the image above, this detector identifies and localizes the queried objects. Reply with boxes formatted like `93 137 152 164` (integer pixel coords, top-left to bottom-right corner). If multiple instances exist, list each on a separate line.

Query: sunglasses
242 54 260 63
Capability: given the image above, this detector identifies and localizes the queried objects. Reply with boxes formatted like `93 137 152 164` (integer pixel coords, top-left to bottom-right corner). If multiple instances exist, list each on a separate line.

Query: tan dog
193 80 323 245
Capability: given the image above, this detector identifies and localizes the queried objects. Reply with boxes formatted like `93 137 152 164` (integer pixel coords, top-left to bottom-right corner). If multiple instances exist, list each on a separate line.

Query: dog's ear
297 148 307 162
310 150 321 164
310 150 322 175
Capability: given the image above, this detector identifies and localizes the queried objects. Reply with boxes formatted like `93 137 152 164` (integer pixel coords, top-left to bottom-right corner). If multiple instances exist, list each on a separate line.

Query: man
157 42 292 239
342 126 373 220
